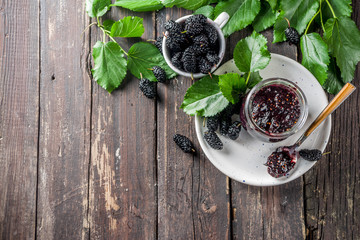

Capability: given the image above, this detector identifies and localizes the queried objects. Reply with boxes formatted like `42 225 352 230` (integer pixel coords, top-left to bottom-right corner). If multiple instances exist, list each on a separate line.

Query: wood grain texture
156 7 230 240
230 29 306 240
88 8 157 240
0 1 39 239
36 1 91 239
303 1 360 239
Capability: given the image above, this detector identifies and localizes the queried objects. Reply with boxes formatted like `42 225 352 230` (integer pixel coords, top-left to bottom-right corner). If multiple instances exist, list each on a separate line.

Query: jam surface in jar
251 84 300 134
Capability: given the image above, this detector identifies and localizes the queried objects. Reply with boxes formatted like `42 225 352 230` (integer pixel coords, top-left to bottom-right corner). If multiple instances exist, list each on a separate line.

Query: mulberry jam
242 78 308 142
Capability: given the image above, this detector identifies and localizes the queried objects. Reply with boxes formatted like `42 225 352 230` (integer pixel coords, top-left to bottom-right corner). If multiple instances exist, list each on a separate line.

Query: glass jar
240 78 308 142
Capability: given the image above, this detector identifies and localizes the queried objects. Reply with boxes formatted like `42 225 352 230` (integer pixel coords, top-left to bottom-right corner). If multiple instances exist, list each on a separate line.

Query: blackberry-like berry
203 24 218 45
139 78 156 99
206 51 220 65
219 118 230 136
299 149 322 161
152 66 167 83
186 14 207 25
184 15 207 36
207 116 219 132
199 58 212 74
227 121 241 140
193 34 209 54
165 36 182 52
171 52 183 70
173 134 196 153
182 47 197 73
164 20 182 34
204 131 223 150
285 27 300 44
154 36 163 53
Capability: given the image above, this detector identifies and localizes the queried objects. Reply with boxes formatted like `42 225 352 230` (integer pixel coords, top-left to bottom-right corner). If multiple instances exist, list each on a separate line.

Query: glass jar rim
244 78 308 139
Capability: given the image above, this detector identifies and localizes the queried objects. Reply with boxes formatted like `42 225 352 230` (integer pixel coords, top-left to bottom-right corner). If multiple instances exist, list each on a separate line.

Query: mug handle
214 12 230 29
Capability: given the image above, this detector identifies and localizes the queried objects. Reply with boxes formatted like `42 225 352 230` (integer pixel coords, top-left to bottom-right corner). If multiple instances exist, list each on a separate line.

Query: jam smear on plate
251 84 300 134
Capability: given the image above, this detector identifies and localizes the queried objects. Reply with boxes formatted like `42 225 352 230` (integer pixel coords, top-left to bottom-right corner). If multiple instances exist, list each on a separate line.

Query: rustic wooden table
1 1 359 239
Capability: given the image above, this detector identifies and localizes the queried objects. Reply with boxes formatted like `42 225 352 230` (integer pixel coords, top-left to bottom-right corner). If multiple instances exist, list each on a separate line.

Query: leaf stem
245 72 251 85
81 22 98 36
304 9 320 35
108 35 128 55
325 0 336 18
319 0 326 32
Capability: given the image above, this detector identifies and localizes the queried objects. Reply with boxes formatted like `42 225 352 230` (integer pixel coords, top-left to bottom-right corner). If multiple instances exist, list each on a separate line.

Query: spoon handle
304 83 356 137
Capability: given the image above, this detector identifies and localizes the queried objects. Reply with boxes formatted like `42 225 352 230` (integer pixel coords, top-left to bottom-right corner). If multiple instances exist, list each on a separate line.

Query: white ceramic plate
195 54 331 186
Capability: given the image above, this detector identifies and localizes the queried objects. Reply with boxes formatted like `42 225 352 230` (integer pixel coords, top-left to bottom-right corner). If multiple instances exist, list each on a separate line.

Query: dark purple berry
154 36 163 53
198 58 212 74
164 20 182 34
285 27 300 44
207 116 219 132
299 149 322 161
152 66 167 83
173 134 196 153
206 51 220 65
227 121 241 140
204 131 223 150
171 52 183 70
139 78 156 99
203 24 218 45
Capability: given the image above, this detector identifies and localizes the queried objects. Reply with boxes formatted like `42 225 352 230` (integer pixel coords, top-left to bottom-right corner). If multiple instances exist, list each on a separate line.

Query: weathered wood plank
156 8 230 240
36 1 91 239
0 1 39 239
230 29 306 239
88 8 157 239
303 1 360 239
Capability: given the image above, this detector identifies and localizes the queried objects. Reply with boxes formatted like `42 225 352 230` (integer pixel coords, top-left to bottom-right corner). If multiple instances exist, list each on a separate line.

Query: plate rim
194 53 332 186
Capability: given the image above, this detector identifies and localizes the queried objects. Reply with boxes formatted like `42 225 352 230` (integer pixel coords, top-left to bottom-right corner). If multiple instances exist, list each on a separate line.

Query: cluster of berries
204 104 242 150
161 14 220 74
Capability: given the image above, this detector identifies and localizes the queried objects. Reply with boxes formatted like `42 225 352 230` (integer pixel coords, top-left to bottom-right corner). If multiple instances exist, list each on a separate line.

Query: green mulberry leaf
323 16 360 83
214 0 261 37
244 71 262 88
92 41 127 93
86 0 111 18
323 57 344 94
266 0 278 10
127 42 176 82
194 5 215 20
252 1 281 32
161 0 209 11
110 16 145 38
233 31 271 73
181 75 229 117
300 33 330 85
218 73 247 104
102 20 115 32
273 0 319 43
322 0 352 22
112 0 163 11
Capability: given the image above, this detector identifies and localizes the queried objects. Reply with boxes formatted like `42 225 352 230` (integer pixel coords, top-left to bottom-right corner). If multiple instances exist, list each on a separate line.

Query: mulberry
206 116 219 132
285 27 300 44
204 131 223 150
173 134 196 153
227 121 241 140
171 52 183 70
139 78 156 99
152 66 167 83
299 149 322 161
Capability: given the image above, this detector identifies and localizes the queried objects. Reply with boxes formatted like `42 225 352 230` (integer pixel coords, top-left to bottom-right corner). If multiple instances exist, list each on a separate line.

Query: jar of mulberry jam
240 78 308 142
